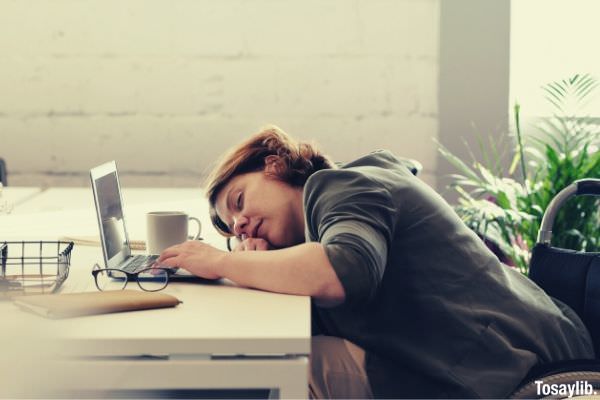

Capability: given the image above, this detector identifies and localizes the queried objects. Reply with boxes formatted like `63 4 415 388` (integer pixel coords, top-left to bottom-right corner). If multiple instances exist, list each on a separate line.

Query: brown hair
204 125 336 236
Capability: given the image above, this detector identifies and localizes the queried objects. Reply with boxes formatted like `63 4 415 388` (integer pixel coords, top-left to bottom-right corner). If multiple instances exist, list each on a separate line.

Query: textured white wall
0 0 440 188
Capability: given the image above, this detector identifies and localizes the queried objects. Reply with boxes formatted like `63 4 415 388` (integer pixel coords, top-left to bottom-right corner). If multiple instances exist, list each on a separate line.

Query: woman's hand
157 241 227 280
233 237 274 252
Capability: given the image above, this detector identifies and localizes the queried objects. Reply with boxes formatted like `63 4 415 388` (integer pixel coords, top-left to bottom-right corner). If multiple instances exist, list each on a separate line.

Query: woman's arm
225 242 345 307
157 241 346 307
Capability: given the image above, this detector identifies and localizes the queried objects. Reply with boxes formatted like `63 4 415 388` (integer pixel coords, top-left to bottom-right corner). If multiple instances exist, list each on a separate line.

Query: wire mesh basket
1 241 74 297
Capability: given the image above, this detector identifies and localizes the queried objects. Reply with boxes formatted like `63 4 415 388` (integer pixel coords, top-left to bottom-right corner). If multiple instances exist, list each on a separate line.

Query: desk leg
53 356 308 399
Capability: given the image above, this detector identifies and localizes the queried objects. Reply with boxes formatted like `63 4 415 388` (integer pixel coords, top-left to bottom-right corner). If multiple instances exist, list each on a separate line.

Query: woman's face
214 170 306 249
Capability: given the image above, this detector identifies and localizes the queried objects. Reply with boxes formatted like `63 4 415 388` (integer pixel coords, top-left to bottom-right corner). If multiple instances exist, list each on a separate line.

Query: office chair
510 178 600 398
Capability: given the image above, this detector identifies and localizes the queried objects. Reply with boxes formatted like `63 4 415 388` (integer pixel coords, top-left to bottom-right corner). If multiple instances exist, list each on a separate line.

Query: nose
232 215 249 238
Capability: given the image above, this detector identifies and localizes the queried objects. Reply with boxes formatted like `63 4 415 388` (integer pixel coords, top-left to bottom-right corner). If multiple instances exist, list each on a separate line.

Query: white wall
437 0 510 201
510 0 600 117
0 0 440 188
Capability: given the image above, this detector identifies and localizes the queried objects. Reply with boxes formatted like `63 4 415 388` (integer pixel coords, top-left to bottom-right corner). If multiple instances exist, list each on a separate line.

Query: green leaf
524 146 546 163
477 163 497 186
437 142 481 183
545 145 561 169
496 191 511 209
509 152 521 176
436 73 600 275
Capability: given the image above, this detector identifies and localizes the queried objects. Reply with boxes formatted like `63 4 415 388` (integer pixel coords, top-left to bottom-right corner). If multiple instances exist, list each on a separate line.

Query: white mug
146 211 202 255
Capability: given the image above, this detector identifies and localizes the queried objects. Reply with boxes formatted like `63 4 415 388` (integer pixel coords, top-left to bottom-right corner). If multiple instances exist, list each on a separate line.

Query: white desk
0 186 42 212
0 187 310 398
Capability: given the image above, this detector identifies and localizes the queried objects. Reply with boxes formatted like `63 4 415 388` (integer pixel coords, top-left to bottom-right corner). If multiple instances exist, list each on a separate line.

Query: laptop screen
91 162 196 277
95 171 129 262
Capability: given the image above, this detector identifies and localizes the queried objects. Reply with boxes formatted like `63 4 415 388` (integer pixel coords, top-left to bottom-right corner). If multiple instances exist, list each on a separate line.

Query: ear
264 155 282 174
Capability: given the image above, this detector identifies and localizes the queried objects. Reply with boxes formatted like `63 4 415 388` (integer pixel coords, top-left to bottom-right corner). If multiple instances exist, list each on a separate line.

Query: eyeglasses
92 264 171 292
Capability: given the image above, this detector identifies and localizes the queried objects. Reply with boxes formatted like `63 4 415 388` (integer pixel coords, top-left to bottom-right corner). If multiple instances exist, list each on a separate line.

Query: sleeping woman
157 126 593 398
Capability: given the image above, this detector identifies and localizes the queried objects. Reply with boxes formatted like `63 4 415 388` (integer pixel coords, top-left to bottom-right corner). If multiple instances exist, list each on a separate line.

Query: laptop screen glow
95 171 128 262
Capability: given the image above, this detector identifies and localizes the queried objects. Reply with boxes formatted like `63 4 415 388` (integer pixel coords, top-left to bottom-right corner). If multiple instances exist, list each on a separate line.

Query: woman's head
205 125 335 248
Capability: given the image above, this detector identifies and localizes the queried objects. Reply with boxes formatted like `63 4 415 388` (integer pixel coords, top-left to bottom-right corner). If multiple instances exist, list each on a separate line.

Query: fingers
233 238 272 252
152 240 226 281
158 247 181 263
158 241 200 262
148 264 176 275
157 254 181 268
255 239 271 251
233 241 246 252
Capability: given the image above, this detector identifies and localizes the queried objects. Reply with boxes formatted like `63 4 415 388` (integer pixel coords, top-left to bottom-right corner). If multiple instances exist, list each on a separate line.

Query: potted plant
439 73 600 274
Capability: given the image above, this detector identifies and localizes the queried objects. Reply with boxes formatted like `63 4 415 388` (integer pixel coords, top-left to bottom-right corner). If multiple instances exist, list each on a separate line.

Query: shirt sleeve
304 169 397 306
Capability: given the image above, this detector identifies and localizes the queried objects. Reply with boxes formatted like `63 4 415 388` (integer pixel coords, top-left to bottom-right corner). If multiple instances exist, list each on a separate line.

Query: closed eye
236 192 243 210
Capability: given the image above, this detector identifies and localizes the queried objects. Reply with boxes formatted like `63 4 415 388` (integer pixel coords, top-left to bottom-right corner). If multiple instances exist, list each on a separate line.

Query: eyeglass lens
136 268 169 291
95 269 128 291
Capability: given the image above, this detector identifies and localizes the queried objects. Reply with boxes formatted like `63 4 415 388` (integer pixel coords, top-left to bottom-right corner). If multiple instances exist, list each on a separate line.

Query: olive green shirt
303 150 593 398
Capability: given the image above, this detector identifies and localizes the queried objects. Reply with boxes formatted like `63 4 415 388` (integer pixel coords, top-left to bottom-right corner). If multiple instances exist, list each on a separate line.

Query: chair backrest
529 244 600 351
529 179 600 354
0 158 6 186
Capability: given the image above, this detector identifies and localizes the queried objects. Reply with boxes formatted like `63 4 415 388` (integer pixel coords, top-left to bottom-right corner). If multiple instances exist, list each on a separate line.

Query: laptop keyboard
122 255 159 273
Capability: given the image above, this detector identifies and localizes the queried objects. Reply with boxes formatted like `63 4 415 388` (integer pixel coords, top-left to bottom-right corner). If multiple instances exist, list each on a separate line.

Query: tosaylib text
535 380 595 397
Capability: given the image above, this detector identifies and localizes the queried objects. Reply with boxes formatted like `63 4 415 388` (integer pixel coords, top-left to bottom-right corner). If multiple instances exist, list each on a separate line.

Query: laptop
90 161 193 277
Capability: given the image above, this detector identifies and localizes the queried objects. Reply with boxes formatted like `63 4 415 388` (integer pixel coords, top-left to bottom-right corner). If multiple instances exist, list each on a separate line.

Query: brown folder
12 290 182 319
